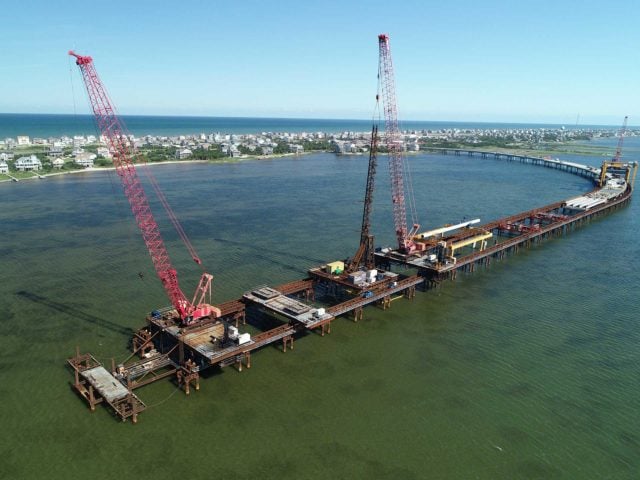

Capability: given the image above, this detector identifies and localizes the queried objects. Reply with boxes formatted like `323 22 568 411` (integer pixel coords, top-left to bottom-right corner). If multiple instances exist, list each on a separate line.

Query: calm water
0 113 620 138
1 145 638 479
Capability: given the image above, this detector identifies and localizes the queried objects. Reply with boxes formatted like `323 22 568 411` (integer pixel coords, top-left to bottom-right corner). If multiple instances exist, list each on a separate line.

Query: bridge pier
282 336 294 352
404 285 416 299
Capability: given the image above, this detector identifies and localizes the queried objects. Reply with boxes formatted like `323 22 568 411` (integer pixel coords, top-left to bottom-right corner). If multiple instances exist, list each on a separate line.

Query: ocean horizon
0 113 623 139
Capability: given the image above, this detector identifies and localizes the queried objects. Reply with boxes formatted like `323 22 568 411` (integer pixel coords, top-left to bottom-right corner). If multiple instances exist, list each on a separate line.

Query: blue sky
1 0 638 125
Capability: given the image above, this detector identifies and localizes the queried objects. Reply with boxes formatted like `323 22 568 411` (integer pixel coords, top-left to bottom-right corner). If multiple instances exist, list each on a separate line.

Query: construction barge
68 155 637 423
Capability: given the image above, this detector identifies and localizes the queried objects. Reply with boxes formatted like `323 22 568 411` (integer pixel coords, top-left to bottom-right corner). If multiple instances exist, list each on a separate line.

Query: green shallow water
1 149 639 479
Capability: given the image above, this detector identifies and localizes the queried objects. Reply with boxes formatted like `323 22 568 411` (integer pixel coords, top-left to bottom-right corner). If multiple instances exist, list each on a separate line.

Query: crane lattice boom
69 51 219 324
377 34 419 253
347 125 378 272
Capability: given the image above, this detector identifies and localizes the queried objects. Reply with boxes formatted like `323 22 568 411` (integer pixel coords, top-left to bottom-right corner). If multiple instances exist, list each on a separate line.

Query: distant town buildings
1 125 637 179
334 141 369 154
48 144 64 158
96 147 111 158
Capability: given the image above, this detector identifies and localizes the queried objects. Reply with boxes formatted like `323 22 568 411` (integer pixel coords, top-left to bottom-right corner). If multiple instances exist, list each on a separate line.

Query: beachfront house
333 141 357 154
0 161 8 174
175 148 192 160
15 155 42 171
407 141 420 152
226 145 240 158
289 144 304 154
52 158 65 169
74 152 96 168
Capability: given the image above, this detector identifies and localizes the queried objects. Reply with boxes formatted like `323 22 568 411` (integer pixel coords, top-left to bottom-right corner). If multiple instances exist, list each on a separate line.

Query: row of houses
2 135 424 173
334 138 421 154
174 142 304 160
0 154 97 174
0 156 40 174
2 135 100 148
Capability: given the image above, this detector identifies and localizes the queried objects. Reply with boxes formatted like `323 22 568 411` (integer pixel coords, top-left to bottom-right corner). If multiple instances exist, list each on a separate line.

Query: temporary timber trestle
438 192 627 277
375 152 635 286
68 349 146 423
326 275 423 319
69 270 423 422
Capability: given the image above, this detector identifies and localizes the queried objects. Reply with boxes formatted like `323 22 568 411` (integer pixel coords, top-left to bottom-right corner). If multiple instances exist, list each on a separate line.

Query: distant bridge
422 147 600 181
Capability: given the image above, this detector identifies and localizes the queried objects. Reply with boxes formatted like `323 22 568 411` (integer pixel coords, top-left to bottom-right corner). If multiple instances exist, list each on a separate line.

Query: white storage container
228 326 239 339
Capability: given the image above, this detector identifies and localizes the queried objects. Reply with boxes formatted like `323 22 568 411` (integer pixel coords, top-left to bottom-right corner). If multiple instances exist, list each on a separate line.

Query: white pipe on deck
415 218 481 240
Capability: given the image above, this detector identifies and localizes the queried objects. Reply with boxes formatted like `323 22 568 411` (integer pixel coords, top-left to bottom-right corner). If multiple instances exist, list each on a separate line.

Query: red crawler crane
613 115 628 162
69 51 220 324
377 34 421 254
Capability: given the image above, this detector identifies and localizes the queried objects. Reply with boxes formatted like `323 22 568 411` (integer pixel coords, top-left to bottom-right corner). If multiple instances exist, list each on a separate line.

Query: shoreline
0 152 313 184
0 140 611 184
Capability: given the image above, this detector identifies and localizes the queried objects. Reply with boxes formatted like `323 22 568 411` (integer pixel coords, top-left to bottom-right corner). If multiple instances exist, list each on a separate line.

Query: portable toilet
326 261 345 275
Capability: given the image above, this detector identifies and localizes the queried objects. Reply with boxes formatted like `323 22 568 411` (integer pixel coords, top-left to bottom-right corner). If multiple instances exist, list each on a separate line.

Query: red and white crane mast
69 51 219 324
377 34 420 254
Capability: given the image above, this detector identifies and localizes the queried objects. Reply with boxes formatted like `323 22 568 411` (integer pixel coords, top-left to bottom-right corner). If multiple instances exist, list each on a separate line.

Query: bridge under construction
66 39 637 423
68 150 636 423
